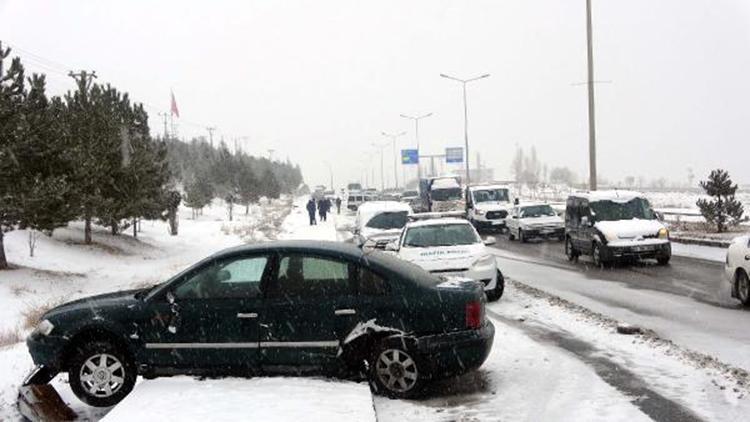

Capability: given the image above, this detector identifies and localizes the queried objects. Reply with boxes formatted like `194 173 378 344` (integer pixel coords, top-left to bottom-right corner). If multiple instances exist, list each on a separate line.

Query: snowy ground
2 196 749 420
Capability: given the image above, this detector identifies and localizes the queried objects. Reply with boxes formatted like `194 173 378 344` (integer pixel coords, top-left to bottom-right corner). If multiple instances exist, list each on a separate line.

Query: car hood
44 288 144 319
519 215 563 226
399 243 484 271
361 227 402 241
474 202 510 212
594 219 665 241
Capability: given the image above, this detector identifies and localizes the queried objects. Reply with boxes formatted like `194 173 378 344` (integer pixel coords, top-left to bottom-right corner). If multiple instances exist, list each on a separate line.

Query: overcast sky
2 0 749 188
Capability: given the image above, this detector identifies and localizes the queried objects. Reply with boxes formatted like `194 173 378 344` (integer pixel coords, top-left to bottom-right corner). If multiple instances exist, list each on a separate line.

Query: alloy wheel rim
79 353 125 398
593 245 601 266
566 239 572 257
376 349 418 393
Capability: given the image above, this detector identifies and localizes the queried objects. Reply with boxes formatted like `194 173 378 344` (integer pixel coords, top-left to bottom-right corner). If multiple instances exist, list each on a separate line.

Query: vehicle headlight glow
32 319 54 337
475 209 486 215
658 228 669 239
472 254 495 268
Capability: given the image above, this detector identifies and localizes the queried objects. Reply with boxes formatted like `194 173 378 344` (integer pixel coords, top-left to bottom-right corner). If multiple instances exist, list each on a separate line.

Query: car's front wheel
736 270 750 306
486 270 505 302
68 340 136 407
370 340 424 399
565 237 579 262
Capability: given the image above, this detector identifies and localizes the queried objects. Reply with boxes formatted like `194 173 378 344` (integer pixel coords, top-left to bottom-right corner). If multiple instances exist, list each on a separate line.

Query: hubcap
376 349 418 393
79 353 125 398
593 245 601 265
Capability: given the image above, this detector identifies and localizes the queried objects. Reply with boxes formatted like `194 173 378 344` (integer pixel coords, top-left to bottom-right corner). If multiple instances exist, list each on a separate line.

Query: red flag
170 90 180 118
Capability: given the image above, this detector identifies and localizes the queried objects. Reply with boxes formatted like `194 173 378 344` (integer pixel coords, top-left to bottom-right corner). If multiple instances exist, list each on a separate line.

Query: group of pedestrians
306 196 342 226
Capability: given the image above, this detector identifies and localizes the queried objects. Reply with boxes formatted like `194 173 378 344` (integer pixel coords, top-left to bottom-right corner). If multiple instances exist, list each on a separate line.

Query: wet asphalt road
486 233 734 308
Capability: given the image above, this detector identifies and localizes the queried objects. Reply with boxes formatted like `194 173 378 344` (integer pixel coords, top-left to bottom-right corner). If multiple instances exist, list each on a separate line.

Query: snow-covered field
2 195 749 421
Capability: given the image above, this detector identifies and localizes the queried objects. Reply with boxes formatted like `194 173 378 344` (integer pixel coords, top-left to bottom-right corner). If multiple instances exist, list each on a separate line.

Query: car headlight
32 319 54 337
475 209 486 215
472 254 495 268
658 228 669 239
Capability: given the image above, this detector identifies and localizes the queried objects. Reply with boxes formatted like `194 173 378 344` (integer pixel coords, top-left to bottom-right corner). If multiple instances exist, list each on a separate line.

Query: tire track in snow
487 310 704 422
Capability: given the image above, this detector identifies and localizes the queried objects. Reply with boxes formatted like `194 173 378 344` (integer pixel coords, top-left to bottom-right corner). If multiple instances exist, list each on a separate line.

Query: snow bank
102 377 376 422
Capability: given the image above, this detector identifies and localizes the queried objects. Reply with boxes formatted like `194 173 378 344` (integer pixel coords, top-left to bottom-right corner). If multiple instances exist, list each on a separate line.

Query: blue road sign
401 149 419 164
446 147 464 163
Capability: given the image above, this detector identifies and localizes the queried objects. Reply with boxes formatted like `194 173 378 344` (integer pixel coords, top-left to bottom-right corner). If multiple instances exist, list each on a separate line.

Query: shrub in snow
696 169 745 233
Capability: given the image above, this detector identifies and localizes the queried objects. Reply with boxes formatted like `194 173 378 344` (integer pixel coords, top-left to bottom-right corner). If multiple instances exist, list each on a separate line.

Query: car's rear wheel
656 255 671 266
486 270 505 302
370 341 424 399
508 229 516 240
518 229 526 243
68 340 136 407
565 237 579 262
737 270 750 306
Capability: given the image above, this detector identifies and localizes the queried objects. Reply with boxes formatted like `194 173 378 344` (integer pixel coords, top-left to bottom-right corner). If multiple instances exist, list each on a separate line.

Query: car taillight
466 301 482 329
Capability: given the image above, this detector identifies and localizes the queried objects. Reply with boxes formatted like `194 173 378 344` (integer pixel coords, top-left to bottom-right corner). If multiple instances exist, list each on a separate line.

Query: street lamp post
400 113 432 180
439 73 490 185
324 161 333 191
371 142 389 191
382 131 406 190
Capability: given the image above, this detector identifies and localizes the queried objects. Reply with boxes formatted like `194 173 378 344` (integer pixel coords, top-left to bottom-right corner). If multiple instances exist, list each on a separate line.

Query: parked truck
418 175 465 213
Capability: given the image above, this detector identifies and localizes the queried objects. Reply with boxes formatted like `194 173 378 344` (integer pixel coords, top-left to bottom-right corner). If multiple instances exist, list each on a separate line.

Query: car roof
517 201 552 208
468 184 511 191
568 190 645 202
405 217 470 228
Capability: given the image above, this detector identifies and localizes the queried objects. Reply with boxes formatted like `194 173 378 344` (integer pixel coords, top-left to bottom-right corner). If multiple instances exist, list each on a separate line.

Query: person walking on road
335 197 342 214
319 198 330 222
306 198 317 226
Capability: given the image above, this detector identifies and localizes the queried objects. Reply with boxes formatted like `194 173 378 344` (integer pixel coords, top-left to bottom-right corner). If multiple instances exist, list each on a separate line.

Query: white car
465 184 512 233
354 201 412 249
725 235 750 306
389 217 504 301
506 202 565 242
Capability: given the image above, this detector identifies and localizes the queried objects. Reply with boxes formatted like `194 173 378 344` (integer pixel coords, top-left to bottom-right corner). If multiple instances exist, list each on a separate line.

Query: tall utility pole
440 73 490 185
371 142 389 191
324 161 334 190
158 112 169 139
206 126 216 147
381 131 406 190
585 0 598 191
400 113 432 180
68 70 97 98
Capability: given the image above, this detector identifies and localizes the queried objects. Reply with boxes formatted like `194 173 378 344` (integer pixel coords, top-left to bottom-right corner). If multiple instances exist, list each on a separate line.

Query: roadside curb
671 236 731 248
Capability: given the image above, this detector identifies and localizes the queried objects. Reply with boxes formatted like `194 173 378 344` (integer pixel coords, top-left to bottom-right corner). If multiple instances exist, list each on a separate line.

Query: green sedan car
25 240 494 406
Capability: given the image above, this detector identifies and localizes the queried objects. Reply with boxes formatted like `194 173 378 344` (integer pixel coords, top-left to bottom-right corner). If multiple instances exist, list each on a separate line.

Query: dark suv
564 192 671 266
25 241 494 406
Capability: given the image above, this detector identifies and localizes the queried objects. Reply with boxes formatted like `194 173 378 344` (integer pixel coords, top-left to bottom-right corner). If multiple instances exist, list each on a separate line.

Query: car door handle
334 309 356 316
237 312 258 319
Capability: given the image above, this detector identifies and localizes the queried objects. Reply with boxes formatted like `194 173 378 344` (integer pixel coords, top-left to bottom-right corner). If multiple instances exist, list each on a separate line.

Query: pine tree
237 164 260 215
0 43 25 268
696 169 745 233
260 168 281 200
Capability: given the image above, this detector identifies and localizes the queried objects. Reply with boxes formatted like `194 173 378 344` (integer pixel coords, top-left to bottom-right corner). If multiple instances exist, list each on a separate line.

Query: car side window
357 266 389 296
275 254 353 297
174 256 268 300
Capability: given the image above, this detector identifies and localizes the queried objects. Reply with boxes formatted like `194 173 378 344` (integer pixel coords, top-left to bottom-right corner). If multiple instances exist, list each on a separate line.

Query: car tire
486 270 505 302
565 237 579 262
736 270 750 306
518 229 526 243
508 229 516 241
592 243 606 268
656 255 671 266
68 339 136 407
369 339 425 399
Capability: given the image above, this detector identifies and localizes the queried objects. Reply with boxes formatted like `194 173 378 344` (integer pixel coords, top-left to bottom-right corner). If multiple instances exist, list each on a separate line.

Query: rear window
365 211 409 230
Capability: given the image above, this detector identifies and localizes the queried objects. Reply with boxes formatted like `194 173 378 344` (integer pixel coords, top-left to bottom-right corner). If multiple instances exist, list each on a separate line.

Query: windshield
473 188 509 203
431 188 462 201
365 211 409 230
589 198 656 221
403 224 479 247
520 205 556 218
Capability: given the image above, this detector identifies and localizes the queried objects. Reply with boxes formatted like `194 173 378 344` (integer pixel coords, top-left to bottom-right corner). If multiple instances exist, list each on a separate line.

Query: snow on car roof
570 190 645 203
431 178 461 189
468 184 511 191
405 217 470 228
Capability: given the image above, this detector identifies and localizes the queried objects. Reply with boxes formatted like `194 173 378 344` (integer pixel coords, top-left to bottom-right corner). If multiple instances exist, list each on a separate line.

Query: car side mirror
217 270 231 282
581 216 592 226
166 290 176 304
483 236 496 246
